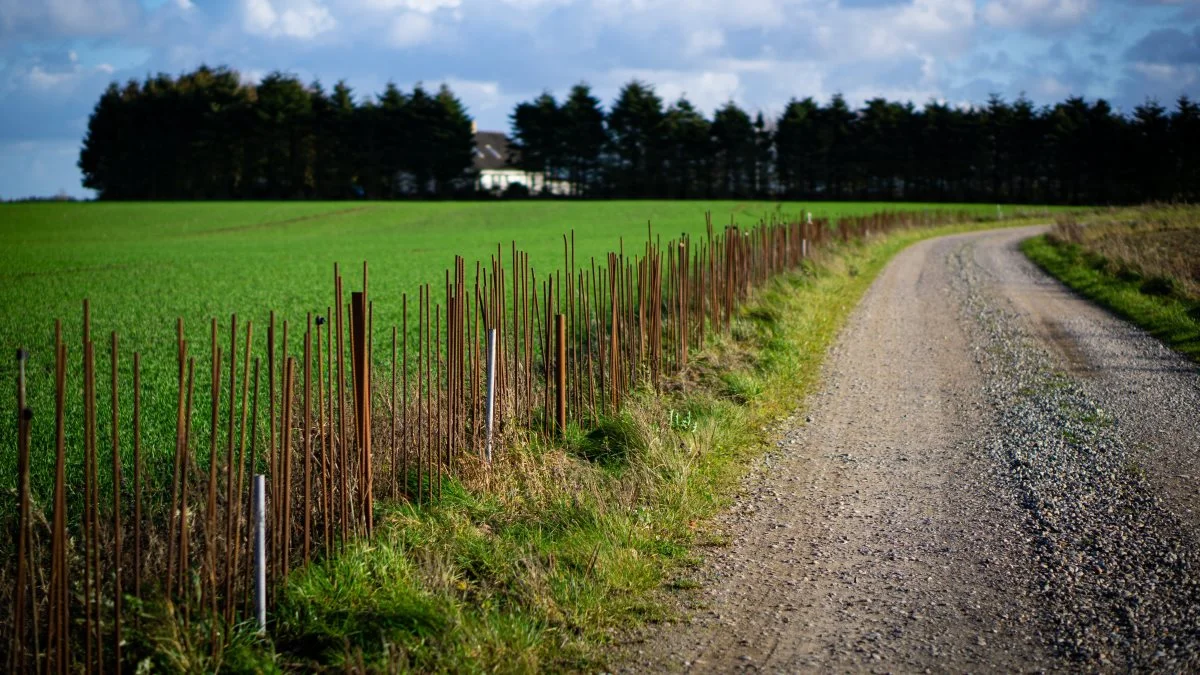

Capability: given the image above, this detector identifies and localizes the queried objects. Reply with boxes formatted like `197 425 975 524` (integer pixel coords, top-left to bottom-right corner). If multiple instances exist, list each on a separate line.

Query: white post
485 328 497 463
804 212 813 258
253 474 266 633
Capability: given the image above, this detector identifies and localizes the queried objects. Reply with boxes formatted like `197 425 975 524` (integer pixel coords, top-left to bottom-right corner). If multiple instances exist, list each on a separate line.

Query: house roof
474 131 513 171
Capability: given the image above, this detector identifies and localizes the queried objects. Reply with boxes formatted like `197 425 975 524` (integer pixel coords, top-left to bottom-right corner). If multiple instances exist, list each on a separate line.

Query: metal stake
485 328 497 463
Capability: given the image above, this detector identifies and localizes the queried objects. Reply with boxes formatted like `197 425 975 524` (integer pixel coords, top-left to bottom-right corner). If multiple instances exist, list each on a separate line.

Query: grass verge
1022 235 1200 362
150 217 1043 673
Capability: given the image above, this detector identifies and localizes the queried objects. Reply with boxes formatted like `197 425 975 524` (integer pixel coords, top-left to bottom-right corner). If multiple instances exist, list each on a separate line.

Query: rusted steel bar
223 315 237 624
277 319 289 577
523 255 532 428
133 350 142 610
512 243 520 433
304 318 313 565
436 302 443 501
267 311 277 583
350 291 367 526
179 357 195 605
316 315 328 558
80 301 94 673
391 325 398 499
426 283 433 501
542 278 550 435
364 291 374 535
324 309 333 554
609 255 619 411
363 263 373 534
206 322 220 653
243 358 261 614
362 294 372 530
402 294 409 498
555 314 566 435
281 357 295 580
288 357 299 577
51 332 68 675
335 270 348 544
417 285 425 504
12 347 32 672
228 320 252 624
167 321 186 601
110 332 123 669
87 338 102 675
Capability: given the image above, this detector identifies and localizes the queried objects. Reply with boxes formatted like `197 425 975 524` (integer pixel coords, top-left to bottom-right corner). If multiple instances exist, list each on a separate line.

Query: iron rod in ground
485 328 496 462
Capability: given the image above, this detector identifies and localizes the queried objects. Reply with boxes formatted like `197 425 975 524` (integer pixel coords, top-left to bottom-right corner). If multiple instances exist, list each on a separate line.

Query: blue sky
1 0 1196 198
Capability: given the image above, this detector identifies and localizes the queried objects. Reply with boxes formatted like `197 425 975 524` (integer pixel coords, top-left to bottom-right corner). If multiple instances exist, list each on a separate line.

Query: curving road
622 225 1200 673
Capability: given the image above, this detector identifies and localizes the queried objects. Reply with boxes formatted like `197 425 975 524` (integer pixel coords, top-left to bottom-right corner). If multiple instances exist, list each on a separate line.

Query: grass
1022 205 1200 362
125 215 1046 673
0 200 1049 506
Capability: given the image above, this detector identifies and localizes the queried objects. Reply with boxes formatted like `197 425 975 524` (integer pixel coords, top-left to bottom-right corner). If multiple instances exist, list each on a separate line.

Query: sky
0 0 1196 198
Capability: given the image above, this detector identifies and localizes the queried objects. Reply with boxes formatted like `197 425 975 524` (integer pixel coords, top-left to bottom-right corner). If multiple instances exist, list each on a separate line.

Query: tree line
79 66 475 199
79 65 1200 203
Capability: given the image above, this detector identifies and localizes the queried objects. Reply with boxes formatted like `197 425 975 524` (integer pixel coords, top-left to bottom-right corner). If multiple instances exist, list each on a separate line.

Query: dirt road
622 226 1200 672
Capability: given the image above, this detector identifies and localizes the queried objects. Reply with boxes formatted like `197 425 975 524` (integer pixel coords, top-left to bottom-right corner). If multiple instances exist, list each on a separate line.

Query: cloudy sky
1 0 1196 198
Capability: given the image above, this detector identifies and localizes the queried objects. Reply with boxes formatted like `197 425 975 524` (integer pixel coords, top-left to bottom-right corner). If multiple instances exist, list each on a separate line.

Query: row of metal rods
6 209 976 672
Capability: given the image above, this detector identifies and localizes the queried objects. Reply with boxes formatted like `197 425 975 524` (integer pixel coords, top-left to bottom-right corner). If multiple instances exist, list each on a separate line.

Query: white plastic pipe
253 474 266 633
485 328 497 463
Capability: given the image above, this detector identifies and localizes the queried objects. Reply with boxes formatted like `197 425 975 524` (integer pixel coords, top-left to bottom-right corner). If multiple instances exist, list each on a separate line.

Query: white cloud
982 0 1094 29
829 0 974 62
493 0 573 7
388 11 434 46
685 28 725 57
243 0 278 33
1131 61 1198 86
1034 74 1071 97
361 0 460 10
444 78 500 103
27 66 76 91
441 78 530 122
279 4 335 37
894 0 975 40
21 58 123 93
241 0 336 39
405 0 461 10
0 0 138 36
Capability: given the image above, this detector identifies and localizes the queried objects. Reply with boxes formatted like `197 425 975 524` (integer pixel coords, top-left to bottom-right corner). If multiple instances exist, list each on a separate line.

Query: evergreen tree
606 80 665 197
561 84 607 196
662 97 711 198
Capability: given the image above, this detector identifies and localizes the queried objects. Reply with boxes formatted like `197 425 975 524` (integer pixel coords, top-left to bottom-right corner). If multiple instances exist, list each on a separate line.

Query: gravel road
620 225 1200 673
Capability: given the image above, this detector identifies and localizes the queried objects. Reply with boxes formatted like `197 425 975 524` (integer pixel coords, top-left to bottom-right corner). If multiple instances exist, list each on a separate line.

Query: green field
0 200 1038 503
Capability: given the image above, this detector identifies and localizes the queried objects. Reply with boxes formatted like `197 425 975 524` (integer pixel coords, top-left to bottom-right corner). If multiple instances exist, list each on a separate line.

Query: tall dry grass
1049 205 1200 300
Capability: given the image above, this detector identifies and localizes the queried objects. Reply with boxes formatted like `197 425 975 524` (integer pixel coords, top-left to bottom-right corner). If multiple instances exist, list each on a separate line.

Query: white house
473 125 571 196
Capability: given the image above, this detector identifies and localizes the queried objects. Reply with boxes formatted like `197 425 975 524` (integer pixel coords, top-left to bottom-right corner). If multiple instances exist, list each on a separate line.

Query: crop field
0 199 1027 484
1023 205 1200 360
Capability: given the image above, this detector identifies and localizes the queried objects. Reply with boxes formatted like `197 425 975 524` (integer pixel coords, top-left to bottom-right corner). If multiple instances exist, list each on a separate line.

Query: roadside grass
164 217 1049 673
1022 206 1200 361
